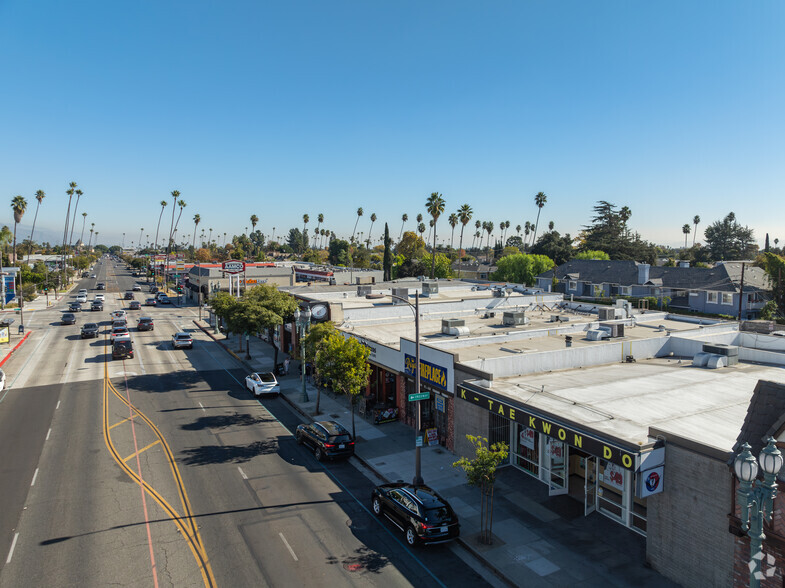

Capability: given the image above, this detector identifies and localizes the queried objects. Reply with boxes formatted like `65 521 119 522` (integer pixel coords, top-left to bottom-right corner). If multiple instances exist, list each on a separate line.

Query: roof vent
357 285 372 297
502 311 528 326
422 282 439 297
391 287 409 304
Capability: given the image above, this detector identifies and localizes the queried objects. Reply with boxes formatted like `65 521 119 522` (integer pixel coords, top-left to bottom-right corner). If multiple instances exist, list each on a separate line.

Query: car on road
112 319 128 330
94 294 105 302
78 289 88 296
91 301 103 311
61 313 76 325
371 483 460 547
76 294 88 304
111 310 127 320
112 339 134 360
96 282 106 290
132 284 142 291
129 300 142 310
137 317 154 331
68 302 82 312
81 323 99 339
172 332 193 349
145 298 157 306
245 372 280 397
149 285 158 293
158 295 172 305
295 420 355 462
110 326 130 341
124 291 134 300
90 274 97 278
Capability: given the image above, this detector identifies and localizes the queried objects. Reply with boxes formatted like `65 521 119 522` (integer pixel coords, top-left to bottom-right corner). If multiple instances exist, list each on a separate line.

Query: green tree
352 207 363 243
457 204 473 258
395 231 427 261
421 252 453 278
704 212 756 261
366 212 377 248
426 192 445 279
490 253 554 285
383 223 392 281
448 213 458 250
582 201 655 263
328 239 349 266
759 253 785 319
692 215 701 246
399 213 408 241
302 322 337 414
453 435 509 545
154 200 168 250
505 235 524 251
530 231 574 265
531 192 547 245
314 331 371 439
243 284 299 366
11 195 27 266
682 224 691 248
573 250 610 260
27 190 45 264
208 292 239 339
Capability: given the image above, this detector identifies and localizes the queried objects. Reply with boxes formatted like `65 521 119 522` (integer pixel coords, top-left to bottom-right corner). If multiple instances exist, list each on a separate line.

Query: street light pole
734 437 784 588
295 307 311 403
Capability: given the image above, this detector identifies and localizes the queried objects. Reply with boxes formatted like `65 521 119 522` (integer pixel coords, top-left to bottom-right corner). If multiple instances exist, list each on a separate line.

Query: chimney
637 263 650 284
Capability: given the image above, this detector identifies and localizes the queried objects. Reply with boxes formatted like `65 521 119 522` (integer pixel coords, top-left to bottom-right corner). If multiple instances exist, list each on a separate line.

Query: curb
193 319 517 588
0 330 32 367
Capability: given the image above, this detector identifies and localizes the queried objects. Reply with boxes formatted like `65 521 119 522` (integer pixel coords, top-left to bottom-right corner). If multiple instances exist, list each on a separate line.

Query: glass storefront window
597 460 626 522
512 423 538 477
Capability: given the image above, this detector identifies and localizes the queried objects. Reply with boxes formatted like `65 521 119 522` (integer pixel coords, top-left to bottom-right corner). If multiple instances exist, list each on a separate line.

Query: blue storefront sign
404 354 448 391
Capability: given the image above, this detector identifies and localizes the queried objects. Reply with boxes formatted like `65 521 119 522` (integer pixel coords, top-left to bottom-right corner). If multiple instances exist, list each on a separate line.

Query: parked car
137 317 154 331
295 420 355 461
172 332 193 349
245 372 280 396
145 298 157 306
112 339 134 360
81 323 99 338
110 326 130 341
0 369 5 393
124 291 134 300
371 483 461 546
68 302 82 312
61 313 76 325
96 282 106 290
91 301 104 311
129 300 142 310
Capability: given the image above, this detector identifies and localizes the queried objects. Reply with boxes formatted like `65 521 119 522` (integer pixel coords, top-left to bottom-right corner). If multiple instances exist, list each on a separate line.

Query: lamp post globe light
294 307 311 403
734 437 784 588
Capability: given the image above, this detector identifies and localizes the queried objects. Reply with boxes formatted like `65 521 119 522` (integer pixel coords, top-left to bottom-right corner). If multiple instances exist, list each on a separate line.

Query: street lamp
294 307 311 403
734 437 784 588
390 291 424 487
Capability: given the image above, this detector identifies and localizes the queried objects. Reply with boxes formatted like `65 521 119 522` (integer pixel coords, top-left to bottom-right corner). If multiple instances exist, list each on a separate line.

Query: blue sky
1 1 783 249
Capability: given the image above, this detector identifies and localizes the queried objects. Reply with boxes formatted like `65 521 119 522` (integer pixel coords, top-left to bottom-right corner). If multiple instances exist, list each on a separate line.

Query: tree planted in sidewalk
314 331 371 439
302 322 336 415
208 292 238 340
452 435 509 545
243 284 299 367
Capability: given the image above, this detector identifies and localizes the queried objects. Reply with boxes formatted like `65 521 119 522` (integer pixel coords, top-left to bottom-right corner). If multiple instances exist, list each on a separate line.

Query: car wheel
314 447 324 461
296 431 304 445
372 497 382 516
405 526 418 547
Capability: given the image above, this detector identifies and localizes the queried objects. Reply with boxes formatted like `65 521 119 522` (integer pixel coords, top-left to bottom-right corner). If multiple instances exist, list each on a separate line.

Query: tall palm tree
27 190 45 264
138 227 144 250
515 224 521 238
303 213 310 250
351 208 363 243
11 195 27 266
531 192 547 246
88 223 95 249
448 213 458 250
167 191 179 253
366 213 377 248
484 221 494 262
417 222 426 241
62 182 77 284
457 204 473 257
68 189 83 249
682 224 691 248
314 213 324 247
192 214 201 253
400 213 408 240
473 231 480 249
425 192 445 278
154 200 168 250
692 215 700 246
524 221 531 247
79 212 88 249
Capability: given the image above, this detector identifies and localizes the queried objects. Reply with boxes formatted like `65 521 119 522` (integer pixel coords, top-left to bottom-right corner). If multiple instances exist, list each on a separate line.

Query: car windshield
114 341 132 350
176 334 190 339
328 434 352 444
424 506 452 524
259 373 275 383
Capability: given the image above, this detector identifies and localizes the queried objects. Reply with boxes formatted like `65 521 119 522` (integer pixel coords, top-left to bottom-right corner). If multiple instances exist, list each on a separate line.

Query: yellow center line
109 414 136 430
123 439 161 463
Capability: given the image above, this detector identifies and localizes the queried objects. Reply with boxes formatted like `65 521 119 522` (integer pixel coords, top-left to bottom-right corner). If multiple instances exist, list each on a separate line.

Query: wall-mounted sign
604 462 624 491
435 396 445 412
458 385 638 470
404 354 448 391
426 427 439 446
636 466 665 498
222 260 245 274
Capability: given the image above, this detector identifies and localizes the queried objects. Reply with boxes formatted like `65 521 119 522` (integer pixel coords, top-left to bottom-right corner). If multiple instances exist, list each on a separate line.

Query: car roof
84 323 98 327
381 483 447 508
174 332 191 337
139 316 153 321
315 420 349 435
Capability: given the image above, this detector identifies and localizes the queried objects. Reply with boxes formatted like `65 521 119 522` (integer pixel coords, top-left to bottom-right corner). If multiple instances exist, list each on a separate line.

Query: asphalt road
0 259 497 587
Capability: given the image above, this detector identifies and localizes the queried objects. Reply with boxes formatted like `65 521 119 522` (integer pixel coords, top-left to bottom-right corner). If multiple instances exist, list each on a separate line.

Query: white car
0 368 5 393
76 294 88 303
245 372 280 396
78 289 88 296
110 326 130 341
111 310 127 320
95 294 105 302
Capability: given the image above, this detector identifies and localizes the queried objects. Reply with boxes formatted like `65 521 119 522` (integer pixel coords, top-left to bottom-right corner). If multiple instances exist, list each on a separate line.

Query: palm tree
548 221 554 232
400 213 408 240
484 221 494 262
682 224 691 248
314 213 324 247
473 231 480 249
192 214 201 254
88 223 95 250
78 212 88 249
27 190 45 264
448 213 458 250
303 213 310 246
137 227 144 251
62 182 77 284
426 192 445 279
457 204 473 257
692 215 700 246
11 195 27 266
351 208 363 244
516 224 521 239
154 200 168 250
524 221 531 247
366 213 377 248
417 222 426 241
531 192 547 245
68 189 84 251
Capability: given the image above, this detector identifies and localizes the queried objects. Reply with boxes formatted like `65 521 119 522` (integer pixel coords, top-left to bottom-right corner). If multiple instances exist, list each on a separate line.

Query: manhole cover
343 563 363 572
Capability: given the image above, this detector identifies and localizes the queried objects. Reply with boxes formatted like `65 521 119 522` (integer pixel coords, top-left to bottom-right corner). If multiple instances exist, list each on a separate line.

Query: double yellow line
102 353 216 587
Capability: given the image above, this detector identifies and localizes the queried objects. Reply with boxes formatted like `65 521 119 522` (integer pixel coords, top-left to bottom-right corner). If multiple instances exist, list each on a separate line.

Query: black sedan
295 420 354 461
68 302 82 312
91 301 104 311
371 483 460 547
81 322 99 338
61 313 76 325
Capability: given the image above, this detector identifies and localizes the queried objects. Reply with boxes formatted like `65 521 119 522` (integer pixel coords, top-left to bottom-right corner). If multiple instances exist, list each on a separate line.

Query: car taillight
419 522 435 532
324 443 336 449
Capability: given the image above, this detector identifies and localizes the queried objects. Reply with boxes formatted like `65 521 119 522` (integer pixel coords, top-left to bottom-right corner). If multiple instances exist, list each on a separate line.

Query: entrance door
545 438 568 496
584 456 597 515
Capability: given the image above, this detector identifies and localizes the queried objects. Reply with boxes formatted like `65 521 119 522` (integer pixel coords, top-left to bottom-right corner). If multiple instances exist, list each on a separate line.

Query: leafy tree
453 435 509 545
704 212 756 261
530 231 574 265
581 201 656 263
395 257 427 279
500 246 520 258
208 292 239 339
302 322 336 414
421 252 453 278
243 284 299 366
314 331 371 439
573 249 610 260
505 235 523 251
759 253 785 319
383 223 392 281
287 227 305 254
395 231 427 261
490 253 554 285
328 239 349 266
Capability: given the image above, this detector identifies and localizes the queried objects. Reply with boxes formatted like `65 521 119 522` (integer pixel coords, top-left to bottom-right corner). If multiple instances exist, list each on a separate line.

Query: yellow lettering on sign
573 434 583 449
622 454 633 469
558 428 566 441
529 416 536 427
460 389 466 399
541 421 552 435
603 446 612 459
509 408 515 420
487 400 494 411
498 404 505 417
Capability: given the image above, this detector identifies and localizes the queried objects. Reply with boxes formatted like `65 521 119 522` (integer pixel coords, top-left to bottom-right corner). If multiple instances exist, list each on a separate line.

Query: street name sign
408 392 430 402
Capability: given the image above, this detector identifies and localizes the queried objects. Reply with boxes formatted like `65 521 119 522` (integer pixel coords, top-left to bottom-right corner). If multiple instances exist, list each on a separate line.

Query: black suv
81 323 99 338
137 317 154 331
96 282 106 290
91 301 103 311
295 420 354 461
68 302 82 312
124 291 134 300
112 339 134 360
371 483 460 546
61 313 76 325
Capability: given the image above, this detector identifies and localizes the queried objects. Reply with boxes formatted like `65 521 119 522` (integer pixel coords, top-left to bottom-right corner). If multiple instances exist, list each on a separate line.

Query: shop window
488 413 510 466
597 460 626 523
512 423 538 476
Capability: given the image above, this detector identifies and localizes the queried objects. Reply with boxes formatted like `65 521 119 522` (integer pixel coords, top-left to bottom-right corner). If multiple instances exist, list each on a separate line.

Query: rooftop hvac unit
502 311 529 326
586 329 608 341
493 288 507 298
599 322 624 338
442 318 466 334
702 343 739 357
391 287 409 305
422 282 439 297
598 307 615 321
357 285 372 297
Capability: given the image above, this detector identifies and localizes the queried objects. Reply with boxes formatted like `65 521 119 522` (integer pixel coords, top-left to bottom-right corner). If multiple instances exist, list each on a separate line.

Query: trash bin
276 363 285 376
18 324 24 334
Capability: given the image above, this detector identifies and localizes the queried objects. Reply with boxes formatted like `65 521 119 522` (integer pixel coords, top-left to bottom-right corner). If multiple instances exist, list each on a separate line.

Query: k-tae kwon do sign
222 260 245 274
458 385 638 470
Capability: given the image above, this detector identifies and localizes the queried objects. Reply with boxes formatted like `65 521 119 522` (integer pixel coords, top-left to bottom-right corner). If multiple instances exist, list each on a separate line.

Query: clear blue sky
1 1 783 249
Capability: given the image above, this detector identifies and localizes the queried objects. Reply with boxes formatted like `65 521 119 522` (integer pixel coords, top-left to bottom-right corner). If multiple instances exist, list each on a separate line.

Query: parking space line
46 428 51 441
237 466 248 480
278 532 298 561
31 467 39 486
5 532 18 564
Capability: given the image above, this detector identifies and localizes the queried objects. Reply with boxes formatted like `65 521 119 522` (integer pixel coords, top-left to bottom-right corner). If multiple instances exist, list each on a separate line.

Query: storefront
460 383 663 536
344 334 403 425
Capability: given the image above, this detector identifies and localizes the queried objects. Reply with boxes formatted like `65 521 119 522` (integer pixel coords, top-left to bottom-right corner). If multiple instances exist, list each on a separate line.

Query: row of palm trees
681 215 702 248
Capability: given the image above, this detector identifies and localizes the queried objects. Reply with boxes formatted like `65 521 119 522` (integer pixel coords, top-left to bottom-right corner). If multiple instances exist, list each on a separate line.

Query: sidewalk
194 319 675 588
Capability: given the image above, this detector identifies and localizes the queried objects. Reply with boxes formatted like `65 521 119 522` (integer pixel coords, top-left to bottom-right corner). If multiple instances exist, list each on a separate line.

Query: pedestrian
284 357 290 375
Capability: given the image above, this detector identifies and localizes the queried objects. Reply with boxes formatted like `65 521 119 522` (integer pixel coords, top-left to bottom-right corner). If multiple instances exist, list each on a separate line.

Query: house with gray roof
536 259 770 319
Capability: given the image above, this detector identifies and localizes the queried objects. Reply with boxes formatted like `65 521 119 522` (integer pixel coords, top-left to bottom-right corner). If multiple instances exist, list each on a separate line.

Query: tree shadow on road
326 545 392 575
179 439 279 465
180 412 276 431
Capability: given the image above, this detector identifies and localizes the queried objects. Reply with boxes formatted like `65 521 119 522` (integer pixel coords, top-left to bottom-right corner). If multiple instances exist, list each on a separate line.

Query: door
545 437 568 496
584 456 597 515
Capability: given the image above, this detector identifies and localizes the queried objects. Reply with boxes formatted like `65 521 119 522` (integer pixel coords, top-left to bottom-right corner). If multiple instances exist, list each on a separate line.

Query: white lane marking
238 466 248 480
31 467 39 486
199 402 205 412
3 328 52 396
56 400 60 410
5 532 19 564
279 532 298 561
46 428 51 441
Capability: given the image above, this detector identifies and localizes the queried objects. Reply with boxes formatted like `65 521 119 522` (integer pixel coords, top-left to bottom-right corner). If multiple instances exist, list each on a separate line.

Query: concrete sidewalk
194 318 676 588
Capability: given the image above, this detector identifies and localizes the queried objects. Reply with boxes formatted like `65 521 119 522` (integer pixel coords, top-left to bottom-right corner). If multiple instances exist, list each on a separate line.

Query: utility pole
737 262 745 321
